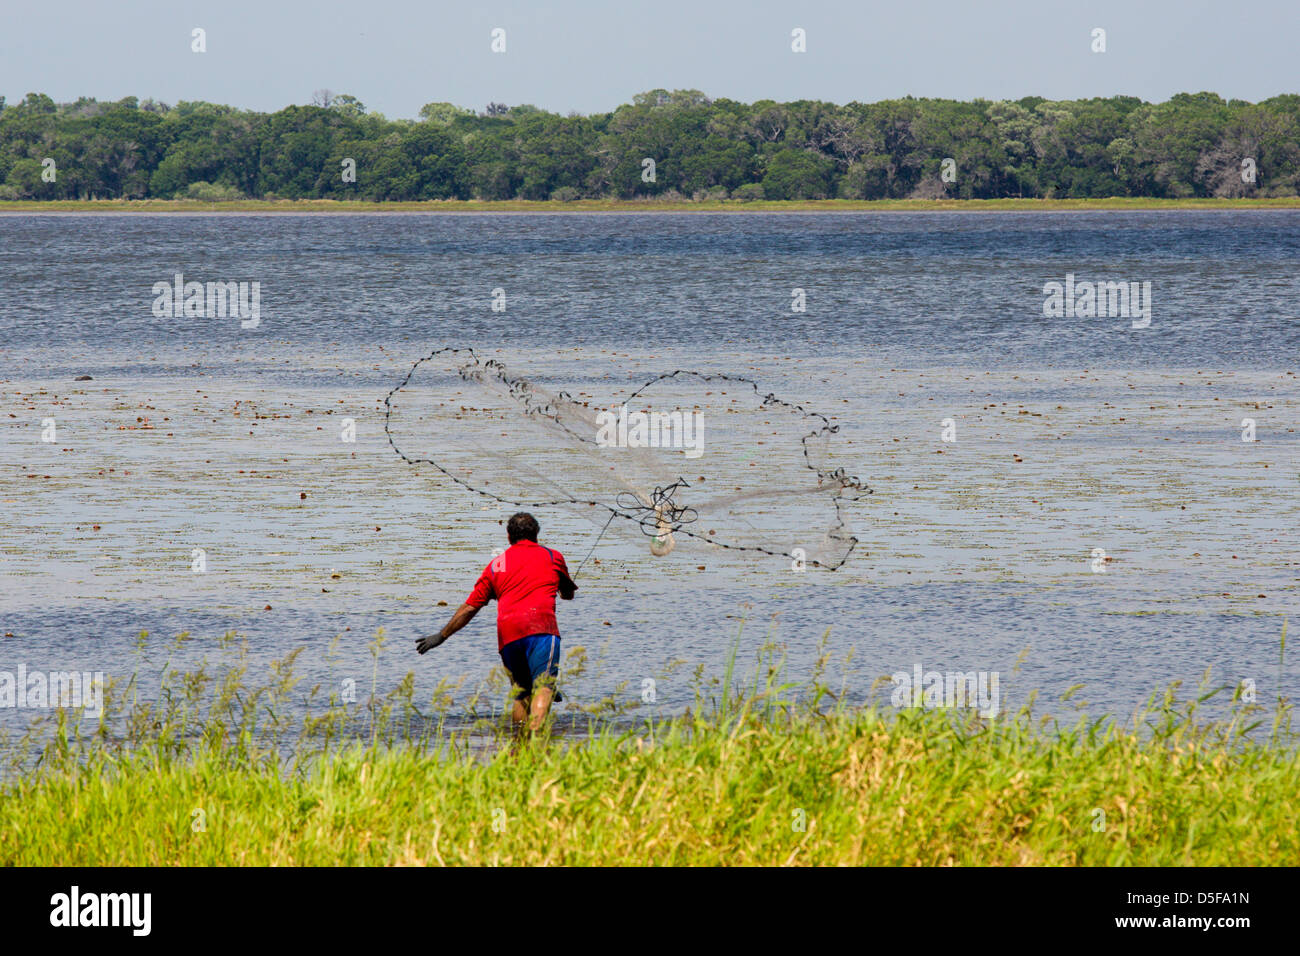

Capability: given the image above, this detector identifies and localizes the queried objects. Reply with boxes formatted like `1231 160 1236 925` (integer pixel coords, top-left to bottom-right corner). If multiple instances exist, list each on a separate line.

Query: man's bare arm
416 603 478 654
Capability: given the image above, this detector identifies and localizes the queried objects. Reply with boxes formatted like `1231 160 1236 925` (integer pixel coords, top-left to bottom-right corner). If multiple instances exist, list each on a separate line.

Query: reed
0 628 1294 866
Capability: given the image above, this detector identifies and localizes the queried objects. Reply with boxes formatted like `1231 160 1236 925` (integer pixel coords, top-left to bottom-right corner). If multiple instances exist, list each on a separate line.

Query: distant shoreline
2 197 1299 214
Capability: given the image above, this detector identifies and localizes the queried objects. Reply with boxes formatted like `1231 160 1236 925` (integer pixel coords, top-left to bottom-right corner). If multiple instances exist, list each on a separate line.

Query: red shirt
466 540 574 651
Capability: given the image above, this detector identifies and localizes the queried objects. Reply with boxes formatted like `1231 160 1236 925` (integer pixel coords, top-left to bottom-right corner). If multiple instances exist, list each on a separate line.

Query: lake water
1 211 1298 741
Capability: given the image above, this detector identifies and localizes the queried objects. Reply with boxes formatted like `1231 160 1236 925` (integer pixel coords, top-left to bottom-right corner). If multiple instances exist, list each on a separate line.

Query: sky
1 0 1296 117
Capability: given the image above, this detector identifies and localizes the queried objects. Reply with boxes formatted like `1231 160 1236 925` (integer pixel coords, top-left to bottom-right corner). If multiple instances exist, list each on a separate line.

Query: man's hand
417 602 479 655
415 632 447 655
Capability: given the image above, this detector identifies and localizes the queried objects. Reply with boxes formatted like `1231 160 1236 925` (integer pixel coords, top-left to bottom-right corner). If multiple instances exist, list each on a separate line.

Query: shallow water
1 212 1297 740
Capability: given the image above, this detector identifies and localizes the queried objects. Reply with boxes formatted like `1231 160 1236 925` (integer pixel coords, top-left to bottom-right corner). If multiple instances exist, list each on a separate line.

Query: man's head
506 512 540 544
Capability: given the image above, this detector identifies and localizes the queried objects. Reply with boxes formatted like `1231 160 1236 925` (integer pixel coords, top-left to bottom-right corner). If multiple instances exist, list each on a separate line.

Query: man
416 512 576 733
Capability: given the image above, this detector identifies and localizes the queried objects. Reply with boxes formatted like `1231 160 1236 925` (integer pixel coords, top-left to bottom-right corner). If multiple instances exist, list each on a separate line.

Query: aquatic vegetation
0 630 1294 866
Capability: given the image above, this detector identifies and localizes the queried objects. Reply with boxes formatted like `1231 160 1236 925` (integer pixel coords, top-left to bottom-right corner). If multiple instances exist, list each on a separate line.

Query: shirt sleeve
551 550 570 578
465 564 495 608
552 550 577 596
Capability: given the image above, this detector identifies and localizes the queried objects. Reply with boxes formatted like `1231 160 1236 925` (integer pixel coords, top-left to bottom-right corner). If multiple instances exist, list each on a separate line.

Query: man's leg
502 644 531 733
528 685 555 732
526 634 562 733
511 690 530 729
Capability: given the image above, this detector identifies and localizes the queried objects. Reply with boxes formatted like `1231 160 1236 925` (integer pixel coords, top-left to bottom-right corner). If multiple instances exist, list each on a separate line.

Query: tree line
1 88 1296 202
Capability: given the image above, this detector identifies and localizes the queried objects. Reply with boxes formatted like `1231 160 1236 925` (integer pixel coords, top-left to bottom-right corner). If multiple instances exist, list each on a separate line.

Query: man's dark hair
507 512 540 543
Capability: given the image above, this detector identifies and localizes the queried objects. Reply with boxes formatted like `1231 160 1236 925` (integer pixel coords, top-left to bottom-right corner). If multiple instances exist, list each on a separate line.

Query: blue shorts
500 633 562 701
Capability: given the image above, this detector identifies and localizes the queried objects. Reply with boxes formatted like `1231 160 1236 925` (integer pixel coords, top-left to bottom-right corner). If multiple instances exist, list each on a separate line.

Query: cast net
383 348 869 570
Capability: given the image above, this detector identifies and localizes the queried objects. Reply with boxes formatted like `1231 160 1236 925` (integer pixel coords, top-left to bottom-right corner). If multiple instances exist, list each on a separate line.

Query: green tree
760 149 835 199
418 102 474 125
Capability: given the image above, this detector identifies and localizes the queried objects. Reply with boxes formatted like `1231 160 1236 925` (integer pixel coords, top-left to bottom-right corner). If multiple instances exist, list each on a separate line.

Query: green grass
3 197 1300 213
0 631 1295 866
